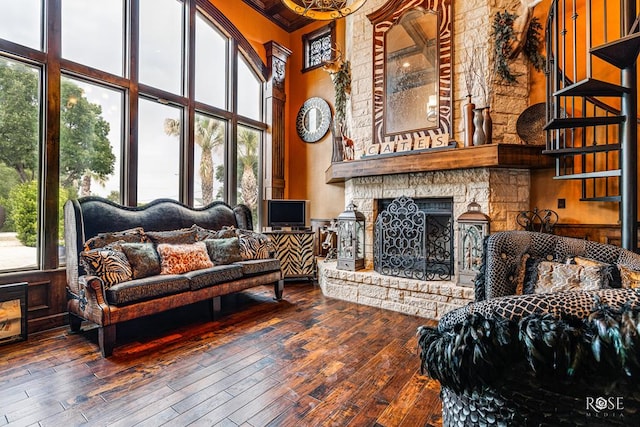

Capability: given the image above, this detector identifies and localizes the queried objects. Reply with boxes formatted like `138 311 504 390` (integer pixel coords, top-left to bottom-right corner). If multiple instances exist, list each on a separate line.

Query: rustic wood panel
553 222 640 246
325 143 554 183
0 283 441 426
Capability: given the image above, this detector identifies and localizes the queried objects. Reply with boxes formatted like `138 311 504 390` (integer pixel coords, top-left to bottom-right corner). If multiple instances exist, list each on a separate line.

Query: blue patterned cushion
203 238 242 265
120 242 161 279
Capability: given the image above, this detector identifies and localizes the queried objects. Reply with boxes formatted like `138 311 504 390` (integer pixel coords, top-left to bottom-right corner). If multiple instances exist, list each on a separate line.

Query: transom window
0 0 266 272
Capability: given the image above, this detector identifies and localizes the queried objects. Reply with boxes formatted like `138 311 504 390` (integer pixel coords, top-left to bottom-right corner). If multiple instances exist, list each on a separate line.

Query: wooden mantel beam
325 143 553 183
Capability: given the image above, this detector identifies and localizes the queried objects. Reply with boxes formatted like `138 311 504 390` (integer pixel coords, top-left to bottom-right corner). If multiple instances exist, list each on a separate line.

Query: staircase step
542 143 621 156
579 196 621 202
544 116 626 130
554 170 622 180
553 78 629 97
591 32 640 69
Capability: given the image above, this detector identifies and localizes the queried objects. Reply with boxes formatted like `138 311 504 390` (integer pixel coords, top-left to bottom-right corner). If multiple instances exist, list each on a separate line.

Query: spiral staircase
544 0 640 250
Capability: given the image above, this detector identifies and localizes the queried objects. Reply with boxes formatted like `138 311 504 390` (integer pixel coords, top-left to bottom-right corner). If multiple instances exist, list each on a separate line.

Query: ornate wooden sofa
418 231 640 426
64 197 283 357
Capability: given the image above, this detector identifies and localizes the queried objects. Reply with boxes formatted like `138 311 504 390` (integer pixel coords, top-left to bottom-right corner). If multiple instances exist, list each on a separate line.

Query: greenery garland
332 60 351 125
492 10 546 84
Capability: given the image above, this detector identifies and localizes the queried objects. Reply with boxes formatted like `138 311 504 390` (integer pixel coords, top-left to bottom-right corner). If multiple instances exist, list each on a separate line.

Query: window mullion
227 40 238 206
42 0 62 270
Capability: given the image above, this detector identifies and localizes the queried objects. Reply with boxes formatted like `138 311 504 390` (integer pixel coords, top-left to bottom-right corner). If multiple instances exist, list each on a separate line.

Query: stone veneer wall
321 0 534 320
347 0 531 153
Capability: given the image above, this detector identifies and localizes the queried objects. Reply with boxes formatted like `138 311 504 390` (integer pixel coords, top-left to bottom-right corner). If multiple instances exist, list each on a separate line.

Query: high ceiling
241 0 314 32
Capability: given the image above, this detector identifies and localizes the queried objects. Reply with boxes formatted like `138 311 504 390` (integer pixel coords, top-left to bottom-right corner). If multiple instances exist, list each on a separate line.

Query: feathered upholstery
418 231 640 426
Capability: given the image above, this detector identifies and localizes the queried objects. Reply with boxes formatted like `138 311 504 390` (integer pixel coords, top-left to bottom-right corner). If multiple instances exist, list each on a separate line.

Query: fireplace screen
374 196 453 280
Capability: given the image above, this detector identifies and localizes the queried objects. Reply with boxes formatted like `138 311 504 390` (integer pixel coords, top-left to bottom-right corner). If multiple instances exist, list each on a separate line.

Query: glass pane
0 57 41 271
237 55 261 121
0 0 42 50
193 114 225 207
61 0 124 76
195 12 227 109
139 0 184 94
138 99 180 203
59 76 122 202
236 125 260 225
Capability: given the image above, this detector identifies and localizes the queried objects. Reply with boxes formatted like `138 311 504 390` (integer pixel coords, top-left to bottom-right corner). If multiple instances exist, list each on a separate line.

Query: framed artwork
0 282 28 345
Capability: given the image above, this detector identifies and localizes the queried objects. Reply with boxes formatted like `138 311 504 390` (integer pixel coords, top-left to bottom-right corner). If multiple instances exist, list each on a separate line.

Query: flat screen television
266 199 310 229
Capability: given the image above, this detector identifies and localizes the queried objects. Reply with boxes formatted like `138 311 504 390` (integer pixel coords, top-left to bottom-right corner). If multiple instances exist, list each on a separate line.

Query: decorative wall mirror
296 97 332 143
368 0 451 148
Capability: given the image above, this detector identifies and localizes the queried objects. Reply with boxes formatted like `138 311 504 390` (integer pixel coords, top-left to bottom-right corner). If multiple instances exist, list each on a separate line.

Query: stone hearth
318 262 474 319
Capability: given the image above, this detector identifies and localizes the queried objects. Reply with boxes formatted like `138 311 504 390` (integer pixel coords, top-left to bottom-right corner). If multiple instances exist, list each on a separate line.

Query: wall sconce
457 201 490 287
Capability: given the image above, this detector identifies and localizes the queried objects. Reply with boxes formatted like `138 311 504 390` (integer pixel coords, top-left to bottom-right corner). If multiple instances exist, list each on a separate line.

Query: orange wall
209 1 344 221
286 20 346 220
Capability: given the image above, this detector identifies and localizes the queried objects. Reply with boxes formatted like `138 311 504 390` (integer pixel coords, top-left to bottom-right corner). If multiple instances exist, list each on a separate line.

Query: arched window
0 0 266 272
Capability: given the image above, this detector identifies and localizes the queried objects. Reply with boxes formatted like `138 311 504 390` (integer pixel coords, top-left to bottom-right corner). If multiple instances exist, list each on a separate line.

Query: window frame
301 21 336 73
0 0 268 273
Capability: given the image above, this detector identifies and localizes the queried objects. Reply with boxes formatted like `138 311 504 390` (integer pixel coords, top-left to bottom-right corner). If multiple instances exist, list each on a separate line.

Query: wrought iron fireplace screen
374 196 453 280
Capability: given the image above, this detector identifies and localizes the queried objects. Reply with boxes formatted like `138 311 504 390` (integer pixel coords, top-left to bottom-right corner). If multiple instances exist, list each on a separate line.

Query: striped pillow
80 247 133 288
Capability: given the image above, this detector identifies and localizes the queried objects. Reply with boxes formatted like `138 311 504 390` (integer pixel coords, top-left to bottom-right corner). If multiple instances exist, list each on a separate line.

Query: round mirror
296 97 332 143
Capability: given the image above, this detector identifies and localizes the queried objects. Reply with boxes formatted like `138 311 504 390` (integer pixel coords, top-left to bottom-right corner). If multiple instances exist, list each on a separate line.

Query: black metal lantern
336 201 365 271
457 201 490 286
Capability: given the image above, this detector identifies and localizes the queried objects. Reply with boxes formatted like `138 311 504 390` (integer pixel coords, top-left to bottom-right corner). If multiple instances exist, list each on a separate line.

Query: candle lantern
336 201 365 271
457 201 490 286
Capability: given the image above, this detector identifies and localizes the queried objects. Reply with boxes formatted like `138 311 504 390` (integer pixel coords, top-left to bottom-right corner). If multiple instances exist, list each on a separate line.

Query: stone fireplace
318 166 532 319
316 0 548 320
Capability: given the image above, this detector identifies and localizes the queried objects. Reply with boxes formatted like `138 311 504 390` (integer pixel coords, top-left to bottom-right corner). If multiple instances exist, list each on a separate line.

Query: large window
0 0 266 272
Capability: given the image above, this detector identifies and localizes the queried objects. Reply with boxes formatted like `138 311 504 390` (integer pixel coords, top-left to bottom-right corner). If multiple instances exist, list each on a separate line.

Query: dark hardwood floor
0 282 442 426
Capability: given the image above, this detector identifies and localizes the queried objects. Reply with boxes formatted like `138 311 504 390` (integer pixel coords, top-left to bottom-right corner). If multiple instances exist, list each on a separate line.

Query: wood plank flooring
0 282 442 426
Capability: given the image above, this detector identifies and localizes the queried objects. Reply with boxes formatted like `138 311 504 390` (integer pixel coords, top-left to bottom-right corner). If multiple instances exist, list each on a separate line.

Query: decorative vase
472 108 486 146
463 95 475 148
482 106 493 145
330 120 344 163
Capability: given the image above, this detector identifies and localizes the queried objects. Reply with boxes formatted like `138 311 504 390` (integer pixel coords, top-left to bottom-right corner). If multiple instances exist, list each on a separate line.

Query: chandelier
281 0 367 20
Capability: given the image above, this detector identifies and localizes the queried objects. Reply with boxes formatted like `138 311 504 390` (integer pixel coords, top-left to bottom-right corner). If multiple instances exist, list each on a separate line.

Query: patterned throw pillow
157 242 213 275
146 225 199 245
236 229 276 260
83 227 147 251
618 264 640 289
194 225 237 241
569 256 620 288
203 238 242 265
80 247 133 288
532 261 602 294
120 242 161 279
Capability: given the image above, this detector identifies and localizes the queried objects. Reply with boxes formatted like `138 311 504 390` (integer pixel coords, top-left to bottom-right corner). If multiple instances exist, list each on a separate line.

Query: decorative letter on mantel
367 0 452 148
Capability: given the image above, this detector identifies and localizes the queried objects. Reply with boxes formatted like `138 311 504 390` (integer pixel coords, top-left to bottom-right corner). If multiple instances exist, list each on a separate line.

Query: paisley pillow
157 242 213 275
80 247 132 288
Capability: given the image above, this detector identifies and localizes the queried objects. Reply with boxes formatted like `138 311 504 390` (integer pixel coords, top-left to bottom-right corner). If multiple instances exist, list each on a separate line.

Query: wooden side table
264 230 315 280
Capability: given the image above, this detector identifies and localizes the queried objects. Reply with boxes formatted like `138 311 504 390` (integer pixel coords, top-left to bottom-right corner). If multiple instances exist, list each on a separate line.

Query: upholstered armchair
418 231 640 426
